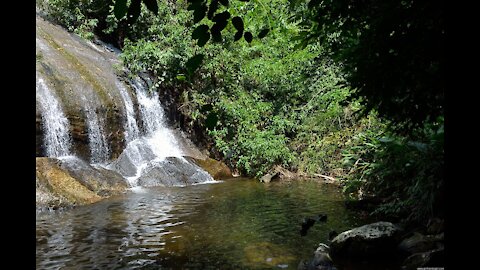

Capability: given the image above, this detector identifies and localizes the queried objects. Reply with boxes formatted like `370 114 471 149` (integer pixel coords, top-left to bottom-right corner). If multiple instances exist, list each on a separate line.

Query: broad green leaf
176 74 186 81
114 0 128 20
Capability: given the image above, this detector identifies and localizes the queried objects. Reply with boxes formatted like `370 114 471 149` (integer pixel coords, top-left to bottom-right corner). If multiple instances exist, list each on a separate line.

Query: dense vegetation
37 0 443 224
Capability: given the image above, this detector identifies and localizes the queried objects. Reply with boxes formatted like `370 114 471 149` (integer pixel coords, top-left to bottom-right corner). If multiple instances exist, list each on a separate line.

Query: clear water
36 179 372 270
36 77 72 157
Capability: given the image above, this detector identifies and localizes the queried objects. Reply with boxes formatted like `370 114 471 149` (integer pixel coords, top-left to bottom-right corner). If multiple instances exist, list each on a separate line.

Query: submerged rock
36 157 128 209
243 242 296 268
330 221 402 260
298 243 337 270
137 157 214 187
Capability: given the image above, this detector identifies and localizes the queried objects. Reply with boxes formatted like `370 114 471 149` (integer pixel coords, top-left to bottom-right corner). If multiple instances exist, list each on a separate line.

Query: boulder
401 247 444 270
36 157 128 210
137 157 213 187
330 221 403 260
36 157 102 209
298 243 338 270
57 156 128 195
260 166 297 183
187 157 233 179
398 232 444 255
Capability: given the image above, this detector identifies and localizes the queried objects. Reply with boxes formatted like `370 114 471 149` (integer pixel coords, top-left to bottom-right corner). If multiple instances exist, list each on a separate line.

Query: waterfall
116 81 140 143
36 78 72 157
81 95 110 164
108 77 199 187
133 78 183 159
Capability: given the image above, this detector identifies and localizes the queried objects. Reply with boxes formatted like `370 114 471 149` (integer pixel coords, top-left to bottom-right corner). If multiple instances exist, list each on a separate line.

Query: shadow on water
37 179 380 269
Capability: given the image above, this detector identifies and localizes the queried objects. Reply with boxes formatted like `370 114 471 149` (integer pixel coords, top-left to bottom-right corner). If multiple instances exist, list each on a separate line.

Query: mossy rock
36 157 102 208
187 157 233 180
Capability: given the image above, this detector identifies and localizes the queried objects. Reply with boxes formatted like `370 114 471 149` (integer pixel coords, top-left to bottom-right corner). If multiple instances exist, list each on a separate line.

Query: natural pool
36 179 370 269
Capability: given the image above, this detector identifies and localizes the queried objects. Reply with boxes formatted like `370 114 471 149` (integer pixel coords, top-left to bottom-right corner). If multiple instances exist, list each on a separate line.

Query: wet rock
300 218 316 236
36 157 102 209
298 243 337 270
136 157 213 187
187 157 233 180
36 157 128 210
57 156 128 194
398 232 443 255
401 247 444 270
107 139 157 177
328 231 338 241
426 217 444 235
330 221 403 260
260 173 276 183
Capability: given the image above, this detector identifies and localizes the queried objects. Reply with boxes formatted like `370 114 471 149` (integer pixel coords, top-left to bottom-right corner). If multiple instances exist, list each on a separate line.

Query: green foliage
290 0 444 132
37 0 100 40
341 117 444 222
39 0 444 224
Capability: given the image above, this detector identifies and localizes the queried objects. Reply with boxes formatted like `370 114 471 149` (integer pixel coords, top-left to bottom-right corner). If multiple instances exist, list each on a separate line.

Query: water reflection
37 179 367 269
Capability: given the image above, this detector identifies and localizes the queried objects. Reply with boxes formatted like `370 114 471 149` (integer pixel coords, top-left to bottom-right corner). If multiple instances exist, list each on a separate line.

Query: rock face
36 15 128 161
36 157 128 209
187 157 233 180
330 221 402 260
137 157 214 187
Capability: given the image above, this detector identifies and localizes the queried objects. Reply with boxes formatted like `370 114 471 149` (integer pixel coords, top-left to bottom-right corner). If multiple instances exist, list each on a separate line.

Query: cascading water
133 78 184 159
116 80 140 143
81 95 110 164
108 77 213 187
36 77 72 157
36 14 214 190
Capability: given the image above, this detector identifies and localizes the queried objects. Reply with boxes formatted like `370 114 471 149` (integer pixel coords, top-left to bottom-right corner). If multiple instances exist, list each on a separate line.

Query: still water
36 179 368 269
